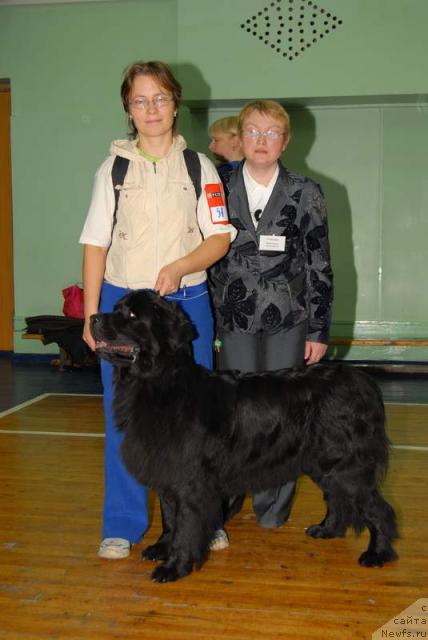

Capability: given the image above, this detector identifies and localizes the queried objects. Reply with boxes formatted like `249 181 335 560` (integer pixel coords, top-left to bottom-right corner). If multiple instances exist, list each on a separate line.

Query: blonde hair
238 100 291 137
208 115 239 138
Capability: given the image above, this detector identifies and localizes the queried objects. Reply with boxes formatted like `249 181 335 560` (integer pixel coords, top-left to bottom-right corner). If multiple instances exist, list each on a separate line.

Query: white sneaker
98 537 131 559
209 529 229 551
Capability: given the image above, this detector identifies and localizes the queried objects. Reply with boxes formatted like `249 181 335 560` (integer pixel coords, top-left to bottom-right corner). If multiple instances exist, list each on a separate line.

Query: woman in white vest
80 61 236 559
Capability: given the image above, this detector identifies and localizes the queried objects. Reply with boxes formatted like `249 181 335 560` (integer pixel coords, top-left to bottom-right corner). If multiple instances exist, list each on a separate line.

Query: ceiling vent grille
240 0 343 61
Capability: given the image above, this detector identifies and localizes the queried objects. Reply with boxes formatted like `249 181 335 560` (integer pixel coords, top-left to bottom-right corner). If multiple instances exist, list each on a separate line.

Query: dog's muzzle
95 341 140 364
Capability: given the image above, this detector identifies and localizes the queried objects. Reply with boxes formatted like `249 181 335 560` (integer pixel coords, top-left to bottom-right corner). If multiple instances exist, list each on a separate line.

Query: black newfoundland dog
91 289 398 583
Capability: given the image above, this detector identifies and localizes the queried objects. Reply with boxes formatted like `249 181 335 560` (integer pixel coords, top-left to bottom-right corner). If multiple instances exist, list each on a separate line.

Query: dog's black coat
91 290 398 582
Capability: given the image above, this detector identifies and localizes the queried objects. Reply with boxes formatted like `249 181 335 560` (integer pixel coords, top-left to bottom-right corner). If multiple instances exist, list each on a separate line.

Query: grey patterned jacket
209 161 333 343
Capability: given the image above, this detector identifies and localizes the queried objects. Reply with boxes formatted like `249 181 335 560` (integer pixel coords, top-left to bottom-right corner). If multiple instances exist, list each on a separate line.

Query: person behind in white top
208 115 244 188
80 60 236 560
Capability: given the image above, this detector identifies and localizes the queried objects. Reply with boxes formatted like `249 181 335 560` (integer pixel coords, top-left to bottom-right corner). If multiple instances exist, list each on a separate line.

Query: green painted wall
177 0 428 101
201 101 428 362
1 0 427 360
177 0 428 361
0 0 178 353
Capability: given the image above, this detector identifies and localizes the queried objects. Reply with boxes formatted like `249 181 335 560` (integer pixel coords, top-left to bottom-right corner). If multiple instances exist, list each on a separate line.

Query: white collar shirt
243 162 279 228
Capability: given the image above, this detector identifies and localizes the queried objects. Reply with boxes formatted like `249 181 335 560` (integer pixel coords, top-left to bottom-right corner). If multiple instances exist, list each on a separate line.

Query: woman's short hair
121 60 182 137
208 115 239 138
238 100 291 137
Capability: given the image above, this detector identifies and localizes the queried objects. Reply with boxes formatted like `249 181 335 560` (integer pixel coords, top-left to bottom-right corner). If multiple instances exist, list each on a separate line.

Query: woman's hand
82 244 107 351
154 234 231 296
83 319 97 352
155 262 183 296
304 341 327 365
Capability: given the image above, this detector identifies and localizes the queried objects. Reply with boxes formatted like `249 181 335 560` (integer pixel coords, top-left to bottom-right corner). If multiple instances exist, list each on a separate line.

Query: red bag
62 284 84 319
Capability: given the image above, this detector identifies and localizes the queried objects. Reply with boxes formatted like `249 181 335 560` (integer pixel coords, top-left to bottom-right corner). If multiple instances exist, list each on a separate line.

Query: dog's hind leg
358 489 398 568
151 484 221 583
142 493 176 562
223 494 245 523
306 483 353 539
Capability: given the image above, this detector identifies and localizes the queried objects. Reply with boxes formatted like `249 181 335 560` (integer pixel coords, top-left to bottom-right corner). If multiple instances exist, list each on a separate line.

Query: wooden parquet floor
0 395 427 639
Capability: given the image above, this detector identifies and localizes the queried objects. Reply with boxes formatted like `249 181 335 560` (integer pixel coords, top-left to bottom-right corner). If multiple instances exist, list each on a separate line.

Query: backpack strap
183 148 202 201
111 155 130 233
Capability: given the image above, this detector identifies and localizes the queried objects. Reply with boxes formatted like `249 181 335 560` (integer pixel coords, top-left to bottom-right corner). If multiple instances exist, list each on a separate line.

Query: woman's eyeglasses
242 127 285 141
128 95 173 111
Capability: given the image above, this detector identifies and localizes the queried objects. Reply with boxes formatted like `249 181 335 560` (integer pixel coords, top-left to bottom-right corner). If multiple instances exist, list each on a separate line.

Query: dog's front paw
151 561 191 583
142 541 169 562
358 548 398 568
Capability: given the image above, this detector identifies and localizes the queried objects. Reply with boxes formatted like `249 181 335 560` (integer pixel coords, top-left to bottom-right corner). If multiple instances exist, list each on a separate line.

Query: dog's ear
168 317 198 353
148 294 198 355
174 312 198 348
157 299 197 353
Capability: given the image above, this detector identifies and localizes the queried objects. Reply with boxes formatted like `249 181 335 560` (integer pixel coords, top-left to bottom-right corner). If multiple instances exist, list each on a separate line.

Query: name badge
259 235 286 252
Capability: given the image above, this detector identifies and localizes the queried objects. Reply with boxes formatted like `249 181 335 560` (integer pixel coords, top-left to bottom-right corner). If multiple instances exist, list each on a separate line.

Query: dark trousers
217 323 307 528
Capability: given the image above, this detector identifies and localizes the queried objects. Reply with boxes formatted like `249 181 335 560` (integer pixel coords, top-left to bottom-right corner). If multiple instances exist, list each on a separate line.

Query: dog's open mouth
95 340 140 362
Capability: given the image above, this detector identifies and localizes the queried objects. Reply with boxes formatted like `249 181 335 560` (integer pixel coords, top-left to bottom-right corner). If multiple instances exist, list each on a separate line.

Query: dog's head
90 289 197 374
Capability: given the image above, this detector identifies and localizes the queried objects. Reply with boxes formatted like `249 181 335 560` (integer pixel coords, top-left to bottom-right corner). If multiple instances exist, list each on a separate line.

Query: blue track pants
99 281 213 542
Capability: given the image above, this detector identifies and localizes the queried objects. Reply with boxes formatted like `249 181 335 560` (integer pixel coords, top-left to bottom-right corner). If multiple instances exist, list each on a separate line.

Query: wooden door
0 86 14 351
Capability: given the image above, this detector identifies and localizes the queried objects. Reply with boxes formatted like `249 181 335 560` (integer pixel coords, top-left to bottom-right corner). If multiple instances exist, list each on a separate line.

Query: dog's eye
129 311 137 319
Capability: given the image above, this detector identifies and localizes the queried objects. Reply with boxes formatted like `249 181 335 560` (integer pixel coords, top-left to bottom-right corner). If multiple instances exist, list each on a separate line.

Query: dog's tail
365 372 390 484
